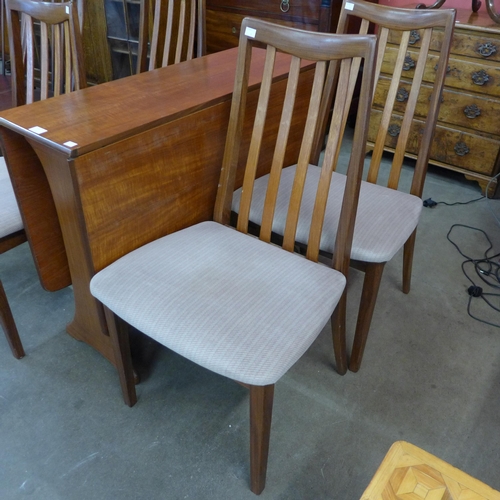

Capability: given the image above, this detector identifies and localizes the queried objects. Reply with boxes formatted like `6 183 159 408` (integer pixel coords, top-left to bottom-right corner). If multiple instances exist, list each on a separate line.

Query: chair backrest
323 0 456 199
214 17 377 274
137 0 206 73
5 0 87 107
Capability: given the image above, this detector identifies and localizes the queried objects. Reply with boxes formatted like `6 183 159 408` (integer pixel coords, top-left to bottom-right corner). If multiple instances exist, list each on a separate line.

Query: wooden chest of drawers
368 10 500 195
205 0 341 53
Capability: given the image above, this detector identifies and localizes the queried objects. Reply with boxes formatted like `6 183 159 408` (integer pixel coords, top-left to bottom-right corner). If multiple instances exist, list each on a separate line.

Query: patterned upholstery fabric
90 222 345 386
0 158 23 239
232 165 422 263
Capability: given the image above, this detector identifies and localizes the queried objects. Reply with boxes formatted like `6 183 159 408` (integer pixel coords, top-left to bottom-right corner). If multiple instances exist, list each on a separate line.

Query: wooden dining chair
90 18 377 494
232 0 456 374
0 0 87 357
136 0 205 73
5 0 87 107
0 162 25 359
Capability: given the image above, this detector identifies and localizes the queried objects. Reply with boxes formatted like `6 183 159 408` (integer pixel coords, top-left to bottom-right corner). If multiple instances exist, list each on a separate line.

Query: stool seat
361 441 500 499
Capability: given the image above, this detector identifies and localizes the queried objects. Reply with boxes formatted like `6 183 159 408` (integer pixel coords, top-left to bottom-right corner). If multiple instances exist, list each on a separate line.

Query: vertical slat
64 22 72 94
388 27 432 189
161 0 174 67
40 22 49 100
306 59 352 261
53 24 62 96
174 0 186 64
25 16 35 103
367 29 410 184
236 46 276 234
186 0 196 60
259 55 301 243
150 0 162 69
282 60 327 252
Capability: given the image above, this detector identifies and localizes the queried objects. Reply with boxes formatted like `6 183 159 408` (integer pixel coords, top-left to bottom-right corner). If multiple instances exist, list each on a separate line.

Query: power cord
447 224 500 328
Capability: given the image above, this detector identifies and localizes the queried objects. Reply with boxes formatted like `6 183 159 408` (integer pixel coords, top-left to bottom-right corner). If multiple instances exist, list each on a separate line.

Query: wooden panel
206 0 321 20
206 10 315 52
368 109 500 176
373 76 500 135
382 46 500 97
76 71 313 272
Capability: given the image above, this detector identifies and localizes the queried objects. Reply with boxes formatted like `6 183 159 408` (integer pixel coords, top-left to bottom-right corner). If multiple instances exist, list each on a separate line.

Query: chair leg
249 384 274 495
103 306 137 407
331 291 348 375
0 280 25 359
402 229 417 295
349 262 385 373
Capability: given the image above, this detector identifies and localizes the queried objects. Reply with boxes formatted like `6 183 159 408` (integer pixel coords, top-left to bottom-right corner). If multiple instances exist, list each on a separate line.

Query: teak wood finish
0 48 320 366
96 18 377 494
5 0 87 107
137 0 206 73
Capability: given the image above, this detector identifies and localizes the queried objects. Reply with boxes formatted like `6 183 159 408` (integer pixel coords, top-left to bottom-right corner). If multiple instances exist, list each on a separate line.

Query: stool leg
0 280 25 359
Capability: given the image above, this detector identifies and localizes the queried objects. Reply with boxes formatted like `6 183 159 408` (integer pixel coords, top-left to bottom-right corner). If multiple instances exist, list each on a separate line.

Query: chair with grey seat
90 17 377 494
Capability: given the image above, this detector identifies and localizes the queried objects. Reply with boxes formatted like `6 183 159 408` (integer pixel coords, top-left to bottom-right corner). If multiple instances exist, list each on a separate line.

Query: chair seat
233 165 423 263
90 221 345 386
0 157 23 239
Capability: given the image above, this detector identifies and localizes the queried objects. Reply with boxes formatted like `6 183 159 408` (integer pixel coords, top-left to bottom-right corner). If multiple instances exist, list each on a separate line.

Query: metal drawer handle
464 104 481 119
388 124 401 137
396 87 409 102
280 0 290 12
478 42 497 57
454 141 470 156
409 30 420 45
472 69 490 85
403 55 415 71
434 63 451 74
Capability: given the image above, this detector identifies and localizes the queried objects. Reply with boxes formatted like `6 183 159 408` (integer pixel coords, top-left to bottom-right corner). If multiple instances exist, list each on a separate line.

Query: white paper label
29 126 47 134
245 27 256 38
345 2 354 10
65 5 69 13
63 141 78 147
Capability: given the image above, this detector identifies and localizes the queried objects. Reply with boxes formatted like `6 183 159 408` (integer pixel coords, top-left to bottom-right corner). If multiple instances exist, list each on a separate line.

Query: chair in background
233 0 456 374
0 0 87 357
5 0 87 106
0 162 25 359
90 18 377 494
136 0 205 73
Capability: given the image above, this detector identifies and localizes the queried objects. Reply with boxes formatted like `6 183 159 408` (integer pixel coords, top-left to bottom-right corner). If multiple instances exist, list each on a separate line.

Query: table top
0 47 297 159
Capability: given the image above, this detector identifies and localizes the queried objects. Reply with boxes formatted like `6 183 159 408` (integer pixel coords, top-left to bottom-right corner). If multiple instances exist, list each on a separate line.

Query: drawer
388 29 500 63
373 76 500 136
368 110 500 175
206 0 321 21
206 10 314 52
383 47 500 97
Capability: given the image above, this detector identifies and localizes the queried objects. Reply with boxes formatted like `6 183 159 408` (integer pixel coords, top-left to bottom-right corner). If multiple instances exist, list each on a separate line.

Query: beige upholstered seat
234 0 456 374
90 17 377 494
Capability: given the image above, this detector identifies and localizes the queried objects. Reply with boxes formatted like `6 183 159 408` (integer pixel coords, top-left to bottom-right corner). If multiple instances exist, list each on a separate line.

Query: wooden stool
361 441 500 499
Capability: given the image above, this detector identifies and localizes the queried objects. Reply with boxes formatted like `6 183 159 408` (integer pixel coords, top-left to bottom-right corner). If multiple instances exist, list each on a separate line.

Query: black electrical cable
447 224 500 328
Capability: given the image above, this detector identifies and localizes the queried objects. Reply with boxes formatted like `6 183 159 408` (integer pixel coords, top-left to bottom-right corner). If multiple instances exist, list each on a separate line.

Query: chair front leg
249 384 274 495
0 280 24 359
349 262 385 373
402 228 417 294
331 290 348 375
103 306 137 407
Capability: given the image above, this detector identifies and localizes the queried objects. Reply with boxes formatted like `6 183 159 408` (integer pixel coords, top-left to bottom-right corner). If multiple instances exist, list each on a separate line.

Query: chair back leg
250 384 274 495
0 280 25 359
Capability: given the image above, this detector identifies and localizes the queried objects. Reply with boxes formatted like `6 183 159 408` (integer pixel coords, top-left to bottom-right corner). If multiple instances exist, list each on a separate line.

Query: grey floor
1 150 500 499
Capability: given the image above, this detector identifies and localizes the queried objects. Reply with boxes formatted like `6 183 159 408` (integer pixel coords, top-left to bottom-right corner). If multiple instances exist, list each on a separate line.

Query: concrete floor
1 153 500 499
